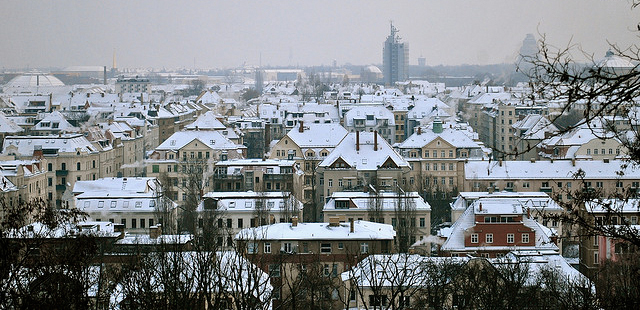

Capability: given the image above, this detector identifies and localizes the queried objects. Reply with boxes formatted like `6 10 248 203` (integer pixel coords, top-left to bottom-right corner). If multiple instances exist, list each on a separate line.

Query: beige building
323 191 431 253
269 122 348 211
396 119 486 196
316 131 411 221
2 134 113 207
146 130 246 205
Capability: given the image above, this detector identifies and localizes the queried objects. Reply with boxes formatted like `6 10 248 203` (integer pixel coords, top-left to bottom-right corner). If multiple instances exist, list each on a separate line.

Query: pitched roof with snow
155 130 244 151
465 159 640 180
0 112 23 134
398 127 482 149
512 114 558 140
319 131 410 170
286 123 348 148
324 191 431 211
185 111 226 130
2 134 99 156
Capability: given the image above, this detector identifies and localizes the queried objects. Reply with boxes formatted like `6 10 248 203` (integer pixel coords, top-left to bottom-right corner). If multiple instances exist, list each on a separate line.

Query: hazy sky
1 0 638 69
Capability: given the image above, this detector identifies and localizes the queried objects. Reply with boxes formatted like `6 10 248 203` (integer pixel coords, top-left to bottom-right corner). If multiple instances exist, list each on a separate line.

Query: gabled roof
155 131 244 151
319 131 410 170
185 111 226 130
512 114 558 140
398 127 481 149
285 123 348 148
32 111 78 132
2 134 99 156
323 191 431 211
465 159 640 180
0 112 23 134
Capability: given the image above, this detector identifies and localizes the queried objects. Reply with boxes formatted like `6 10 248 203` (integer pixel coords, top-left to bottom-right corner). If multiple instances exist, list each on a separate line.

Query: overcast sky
1 0 638 70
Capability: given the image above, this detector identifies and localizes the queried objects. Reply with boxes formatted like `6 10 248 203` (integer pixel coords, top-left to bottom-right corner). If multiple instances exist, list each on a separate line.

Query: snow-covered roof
236 220 396 241
344 106 395 126
185 111 226 130
397 126 482 149
465 159 640 180
512 114 558 140
155 130 244 151
201 191 302 213
286 123 348 148
319 131 410 170
73 177 159 197
323 191 430 211
451 192 562 212
2 134 99 156
0 112 23 134
584 199 640 214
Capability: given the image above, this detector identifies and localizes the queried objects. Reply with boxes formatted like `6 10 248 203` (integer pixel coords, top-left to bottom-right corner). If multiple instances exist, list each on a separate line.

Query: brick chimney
417 127 422 135
329 217 340 227
356 131 360 151
299 121 304 133
350 218 354 233
374 130 378 151
292 216 298 227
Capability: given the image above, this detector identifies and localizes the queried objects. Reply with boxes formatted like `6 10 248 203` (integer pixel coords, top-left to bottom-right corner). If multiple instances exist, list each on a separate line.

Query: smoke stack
350 218 354 233
356 131 360 151
374 130 378 151
292 216 298 227
299 121 304 133
103 66 107 85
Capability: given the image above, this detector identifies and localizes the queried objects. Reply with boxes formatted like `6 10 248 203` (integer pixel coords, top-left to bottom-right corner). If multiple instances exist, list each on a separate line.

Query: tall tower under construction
382 23 409 85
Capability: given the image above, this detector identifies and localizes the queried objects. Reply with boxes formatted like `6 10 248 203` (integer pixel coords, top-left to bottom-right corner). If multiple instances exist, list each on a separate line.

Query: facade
269 123 348 214
463 159 640 203
323 191 431 253
115 77 151 95
316 131 411 221
73 177 177 234
236 219 395 309
200 191 303 249
343 106 396 144
511 114 558 160
581 199 640 274
212 158 301 195
146 130 246 205
396 119 486 195
2 134 112 207
382 23 408 85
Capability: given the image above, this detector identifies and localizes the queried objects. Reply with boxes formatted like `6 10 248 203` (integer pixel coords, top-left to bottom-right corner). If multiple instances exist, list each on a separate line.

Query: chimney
356 131 360 151
526 208 531 218
499 160 502 167
103 66 107 85
571 158 576 166
32 145 43 159
329 216 340 227
149 224 162 239
292 216 298 227
488 186 494 194
530 158 536 163
374 130 378 151
299 121 304 133
350 218 355 233
417 127 422 135
479 203 483 211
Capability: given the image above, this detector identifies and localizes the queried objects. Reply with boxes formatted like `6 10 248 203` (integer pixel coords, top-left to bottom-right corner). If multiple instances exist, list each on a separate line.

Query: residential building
146 130 246 204
236 219 395 309
440 197 559 258
73 177 177 234
212 158 301 195
323 191 431 253
115 77 151 95
343 106 396 144
511 114 558 160
396 119 486 195
316 131 411 221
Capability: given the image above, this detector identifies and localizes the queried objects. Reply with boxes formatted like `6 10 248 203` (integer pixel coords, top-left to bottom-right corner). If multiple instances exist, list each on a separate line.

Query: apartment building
212 158 301 196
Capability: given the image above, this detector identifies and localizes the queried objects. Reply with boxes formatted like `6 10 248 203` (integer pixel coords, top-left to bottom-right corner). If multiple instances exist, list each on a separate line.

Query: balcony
55 184 66 191
55 169 68 176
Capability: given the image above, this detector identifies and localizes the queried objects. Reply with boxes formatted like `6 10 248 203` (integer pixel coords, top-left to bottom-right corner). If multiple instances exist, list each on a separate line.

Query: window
98 201 104 208
596 181 603 188
449 163 454 170
594 252 599 265
449 150 454 158
360 242 369 254
247 243 258 254
264 243 271 253
269 264 281 277
121 218 126 228
140 219 145 228
522 233 530 243
320 243 332 253
135 201 142 208
282 242 292 253
507 233 514 243
486 233 493 243
420 218 425 227
123 201 129 208
152 165 159 173
328 179 333 187
338 242 344 249
471 233 478 243
131 219 137 229
227 218 232 228
110 201 117 208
